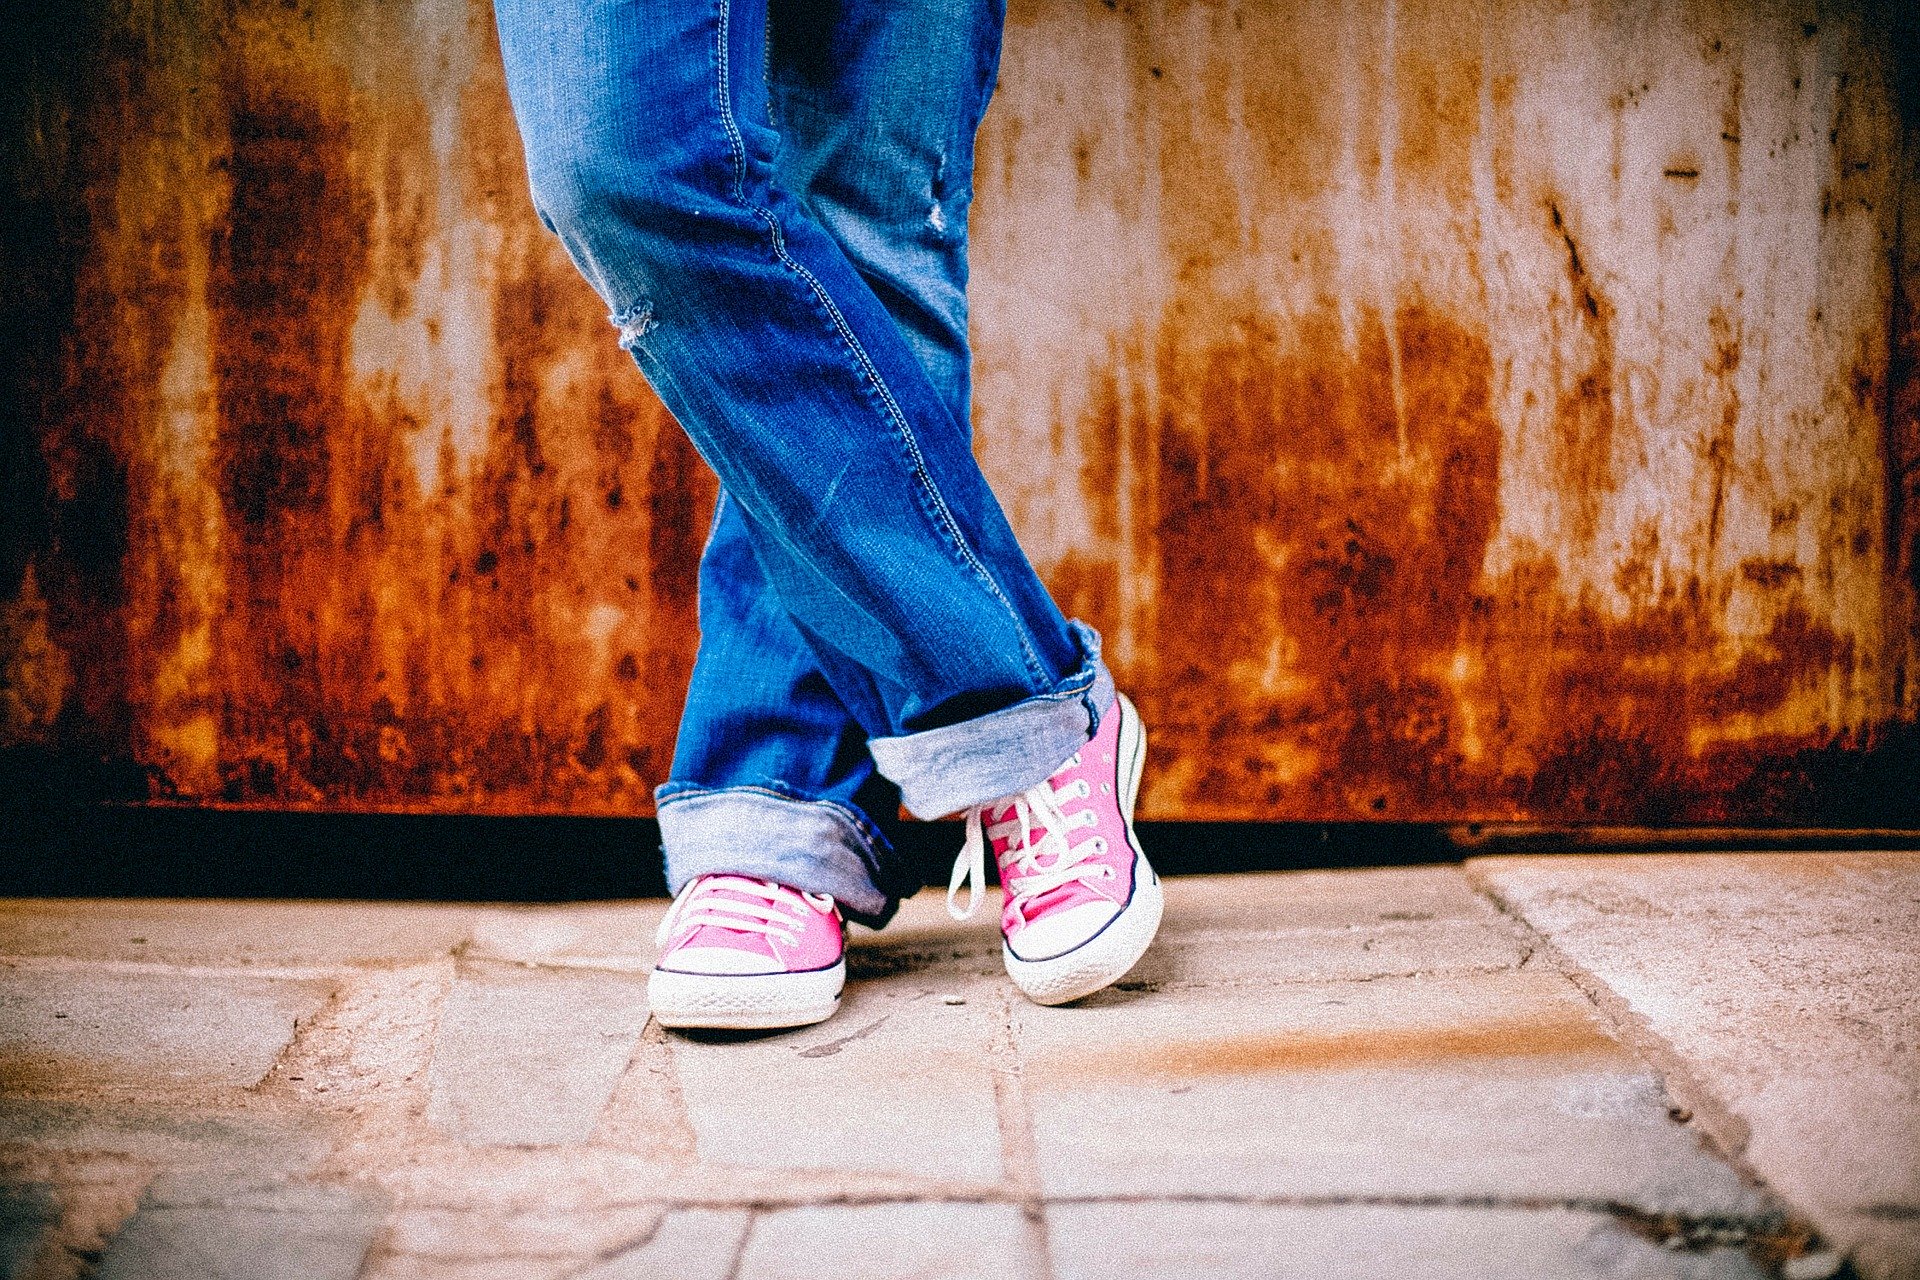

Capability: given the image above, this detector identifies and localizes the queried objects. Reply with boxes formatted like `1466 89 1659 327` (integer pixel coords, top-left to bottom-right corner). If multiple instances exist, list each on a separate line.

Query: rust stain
1028 1011 1620 1088
1545 198 1622 548
2 0 1914 824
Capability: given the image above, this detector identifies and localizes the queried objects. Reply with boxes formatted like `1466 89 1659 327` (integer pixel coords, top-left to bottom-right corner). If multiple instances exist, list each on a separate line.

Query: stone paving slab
1472 853 1920 1280
738 1203 1036 1280
0 1150 147 1280
1016 970 1763 1213
96 1180 388 1280
463 904 669 970
671 974 1008 1185
1154 866 1515 935
843 894 1003 983
0 967 334 1093
364 1200 666 1280
0 1101 331 1179
425 964 651 1147
0 901 473 968
574 1208 750 1280
0 861 1898 1278
1046 1201 1769 1279
0 1181 57 1278
860 868 1527 990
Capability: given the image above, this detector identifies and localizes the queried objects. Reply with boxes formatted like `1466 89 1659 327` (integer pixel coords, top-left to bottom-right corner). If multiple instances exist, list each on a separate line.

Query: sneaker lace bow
948 754 1108 921
657 878 835 948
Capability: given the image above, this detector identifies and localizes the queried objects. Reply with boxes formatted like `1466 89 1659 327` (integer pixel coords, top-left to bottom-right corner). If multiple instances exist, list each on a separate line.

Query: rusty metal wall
1 0 1914 822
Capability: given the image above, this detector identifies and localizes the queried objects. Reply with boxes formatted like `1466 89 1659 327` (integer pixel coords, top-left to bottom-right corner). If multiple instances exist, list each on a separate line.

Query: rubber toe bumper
648 960 845 1030
1003 852 1163 1006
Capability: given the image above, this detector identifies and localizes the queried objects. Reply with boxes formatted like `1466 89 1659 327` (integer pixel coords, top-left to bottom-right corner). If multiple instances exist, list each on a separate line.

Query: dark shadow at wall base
3 797 1915 903
0 802 1466 902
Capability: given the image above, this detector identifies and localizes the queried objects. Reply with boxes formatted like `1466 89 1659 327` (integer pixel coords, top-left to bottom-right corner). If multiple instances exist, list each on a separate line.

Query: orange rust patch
1029 1011 1620 1087
4 0 1913 823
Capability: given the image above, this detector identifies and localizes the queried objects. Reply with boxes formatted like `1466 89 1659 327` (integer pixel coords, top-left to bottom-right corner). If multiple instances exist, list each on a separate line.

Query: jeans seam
711 0 1049 691
700 489 730 559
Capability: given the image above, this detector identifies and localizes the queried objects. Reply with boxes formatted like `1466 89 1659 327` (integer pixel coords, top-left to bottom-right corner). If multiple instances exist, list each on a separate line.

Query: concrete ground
0 852 1913 1280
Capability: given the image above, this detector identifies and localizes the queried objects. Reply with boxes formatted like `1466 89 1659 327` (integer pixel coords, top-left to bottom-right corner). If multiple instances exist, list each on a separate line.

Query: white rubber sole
1004 693 1163 1007
647 960 845 1030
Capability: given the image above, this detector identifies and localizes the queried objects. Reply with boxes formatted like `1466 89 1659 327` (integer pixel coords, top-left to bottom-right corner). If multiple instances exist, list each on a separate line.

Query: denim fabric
494 0 1110 923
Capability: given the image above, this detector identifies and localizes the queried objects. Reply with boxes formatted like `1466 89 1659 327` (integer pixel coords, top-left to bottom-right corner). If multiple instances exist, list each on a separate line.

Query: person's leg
492 0 1108 848
768 0 1000 425
657 495 907 924
654 0 1007 928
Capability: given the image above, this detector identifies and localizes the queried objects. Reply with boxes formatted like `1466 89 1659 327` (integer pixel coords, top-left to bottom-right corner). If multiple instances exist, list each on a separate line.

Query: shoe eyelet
1100 783 1112 794
1093 837 1108 853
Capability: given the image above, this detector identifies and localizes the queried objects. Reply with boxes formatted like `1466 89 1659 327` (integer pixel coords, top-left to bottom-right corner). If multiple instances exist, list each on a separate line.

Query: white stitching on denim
699 489 731 560
710 0 1049 689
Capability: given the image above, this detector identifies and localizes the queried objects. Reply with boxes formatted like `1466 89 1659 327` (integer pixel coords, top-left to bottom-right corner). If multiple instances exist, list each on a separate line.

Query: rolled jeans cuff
868 620 1115 819
655 783 896 925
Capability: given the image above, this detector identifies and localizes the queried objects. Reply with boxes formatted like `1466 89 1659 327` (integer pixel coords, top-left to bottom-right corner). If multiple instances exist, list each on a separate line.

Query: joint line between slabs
986 988 1053 1280
722 1208 756 1280
1457 862 1759 1169
608 1191 1803 1232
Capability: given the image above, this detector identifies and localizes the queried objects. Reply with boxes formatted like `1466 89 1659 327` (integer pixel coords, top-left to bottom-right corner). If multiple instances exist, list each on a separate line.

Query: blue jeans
494 0 1113 925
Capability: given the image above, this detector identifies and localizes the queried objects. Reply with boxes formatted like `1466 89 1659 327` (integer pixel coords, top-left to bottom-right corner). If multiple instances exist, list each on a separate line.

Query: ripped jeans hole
609 302 657 351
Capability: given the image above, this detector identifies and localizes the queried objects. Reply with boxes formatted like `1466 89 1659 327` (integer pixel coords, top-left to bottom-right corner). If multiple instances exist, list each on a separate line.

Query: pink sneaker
949 691 1163 1005
648 874 846 1029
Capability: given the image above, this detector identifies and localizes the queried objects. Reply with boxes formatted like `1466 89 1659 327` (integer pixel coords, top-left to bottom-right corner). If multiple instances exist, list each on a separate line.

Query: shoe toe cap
1006 900 1123 962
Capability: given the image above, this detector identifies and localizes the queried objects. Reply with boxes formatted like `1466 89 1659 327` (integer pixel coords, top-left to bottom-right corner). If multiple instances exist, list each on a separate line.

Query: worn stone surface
463 904 669 971
0 1181 58 1278
672 974 1007 1185
575 1208 751 1280
0 901 473 968
843 892 1003 984
1121 867 1529 989
1017 970 1762 1212
0 1151 147 1280
426 964 651 1147
1471 853 1920 1279
363 1200 665 1280
0 863 1902 1277
1047 1202 1769 1279
739 1203 1037 1280
96 1181 388 1280
0 1101 331 1178
0 968 334 1093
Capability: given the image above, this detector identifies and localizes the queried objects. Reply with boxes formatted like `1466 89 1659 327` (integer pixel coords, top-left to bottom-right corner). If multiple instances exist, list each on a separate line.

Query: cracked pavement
0 854 1913 1278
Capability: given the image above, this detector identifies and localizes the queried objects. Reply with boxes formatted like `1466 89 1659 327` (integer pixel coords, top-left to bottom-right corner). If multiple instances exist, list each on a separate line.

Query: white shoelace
656 877 834 949
948 754 1109 921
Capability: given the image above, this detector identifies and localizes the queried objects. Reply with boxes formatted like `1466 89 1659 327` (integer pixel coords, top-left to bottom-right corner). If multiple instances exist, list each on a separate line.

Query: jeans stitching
699 489 730 560
711 0 1049 691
